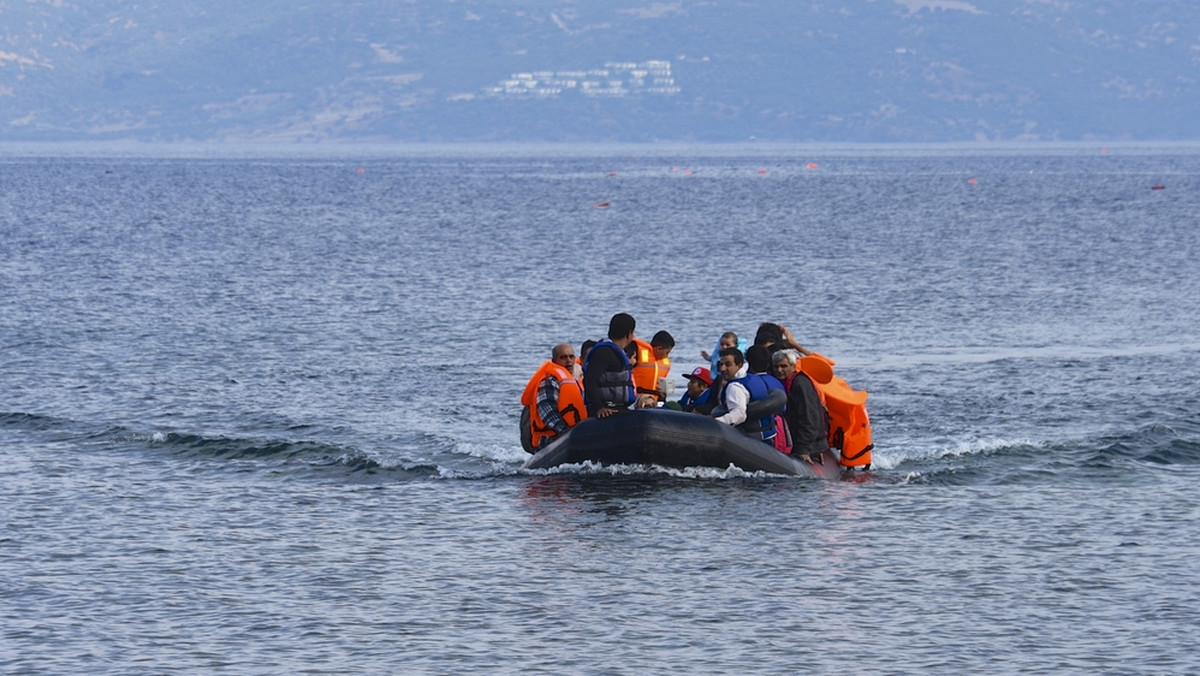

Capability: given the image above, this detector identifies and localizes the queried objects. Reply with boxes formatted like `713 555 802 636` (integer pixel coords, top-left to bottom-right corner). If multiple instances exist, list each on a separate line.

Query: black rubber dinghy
522 408 843 479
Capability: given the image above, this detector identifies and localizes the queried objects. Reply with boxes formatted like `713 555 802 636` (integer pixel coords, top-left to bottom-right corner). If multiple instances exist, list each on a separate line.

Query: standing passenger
772 348 830 463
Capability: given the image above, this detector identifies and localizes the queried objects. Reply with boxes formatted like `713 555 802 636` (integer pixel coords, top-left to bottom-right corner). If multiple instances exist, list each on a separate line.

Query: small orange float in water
1152 185 1166 190
805 162 819 169
356 168 365 174
758 169 768 175
967 178 978 184
607 172 617 177
593 201 611 208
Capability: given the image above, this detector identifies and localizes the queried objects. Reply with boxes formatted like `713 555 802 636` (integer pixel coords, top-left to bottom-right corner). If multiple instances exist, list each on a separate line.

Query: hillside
1 0 1197 142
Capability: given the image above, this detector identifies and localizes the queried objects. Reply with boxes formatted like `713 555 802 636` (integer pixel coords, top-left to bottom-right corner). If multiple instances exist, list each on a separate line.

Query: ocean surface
2 143 1199 674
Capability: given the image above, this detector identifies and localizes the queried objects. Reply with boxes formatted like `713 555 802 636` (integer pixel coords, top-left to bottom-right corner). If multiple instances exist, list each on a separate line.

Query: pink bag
773 415 793 455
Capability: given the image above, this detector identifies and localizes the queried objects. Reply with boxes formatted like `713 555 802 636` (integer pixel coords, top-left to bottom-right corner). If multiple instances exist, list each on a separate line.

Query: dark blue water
3 144 1199 674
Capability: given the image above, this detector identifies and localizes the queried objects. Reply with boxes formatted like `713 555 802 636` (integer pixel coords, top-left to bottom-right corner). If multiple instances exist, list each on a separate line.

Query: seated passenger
710 347 779 444
520 343 587 452
676 366 713 413
631 330 675 403
574 339 596 380
583 313 638 418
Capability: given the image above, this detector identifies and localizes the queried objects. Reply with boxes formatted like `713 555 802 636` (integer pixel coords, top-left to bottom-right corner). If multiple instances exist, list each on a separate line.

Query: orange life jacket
520 361 587 449
631 338 671 400
804 354 873 469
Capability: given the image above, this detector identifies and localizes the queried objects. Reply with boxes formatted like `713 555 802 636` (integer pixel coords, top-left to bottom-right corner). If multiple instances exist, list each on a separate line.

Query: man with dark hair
573 338 597 380
582 313 639 418
711 347 780 445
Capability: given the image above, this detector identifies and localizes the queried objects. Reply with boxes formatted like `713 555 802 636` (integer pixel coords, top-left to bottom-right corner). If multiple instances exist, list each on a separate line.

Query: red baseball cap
682 366 713 386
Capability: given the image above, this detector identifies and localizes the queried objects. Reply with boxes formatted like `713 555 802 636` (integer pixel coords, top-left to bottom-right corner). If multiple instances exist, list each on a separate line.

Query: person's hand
700 349 711 360
597 407 618 418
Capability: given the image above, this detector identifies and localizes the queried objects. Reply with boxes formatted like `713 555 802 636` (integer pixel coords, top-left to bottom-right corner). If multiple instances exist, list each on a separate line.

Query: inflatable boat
521 407 843 479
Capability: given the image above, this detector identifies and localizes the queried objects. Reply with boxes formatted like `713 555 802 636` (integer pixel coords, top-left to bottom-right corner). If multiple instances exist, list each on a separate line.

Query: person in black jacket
771 348 830 463
582 313 645 418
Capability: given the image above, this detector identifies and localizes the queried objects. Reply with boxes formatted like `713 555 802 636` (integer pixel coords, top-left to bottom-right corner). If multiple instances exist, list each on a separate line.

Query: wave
885 417 1200 485
1 411 77 431
9 407 1197 486
2 410 456 481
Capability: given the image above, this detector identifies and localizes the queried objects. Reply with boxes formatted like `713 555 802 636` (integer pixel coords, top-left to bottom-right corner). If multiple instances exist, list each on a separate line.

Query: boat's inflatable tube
522 407 842 479
744 387 786 421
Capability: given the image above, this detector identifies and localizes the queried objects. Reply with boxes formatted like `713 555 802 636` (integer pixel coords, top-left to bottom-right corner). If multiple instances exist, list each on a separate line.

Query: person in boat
520 343 586 451
744 343 792 454
771 348 831 463
701 331 746 375
746 322 812 368
631 330 675 403
583 313 647 418
710 347 780 444
676 366 713 413
573 339 596 381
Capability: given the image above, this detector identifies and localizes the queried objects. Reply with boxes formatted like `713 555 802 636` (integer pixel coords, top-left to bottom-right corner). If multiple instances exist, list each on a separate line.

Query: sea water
2 144 1199 674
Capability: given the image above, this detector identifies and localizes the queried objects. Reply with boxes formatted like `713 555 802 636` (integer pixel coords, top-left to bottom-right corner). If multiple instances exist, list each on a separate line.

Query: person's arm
713 382 749 426
778 325 813 356
536 376 568 434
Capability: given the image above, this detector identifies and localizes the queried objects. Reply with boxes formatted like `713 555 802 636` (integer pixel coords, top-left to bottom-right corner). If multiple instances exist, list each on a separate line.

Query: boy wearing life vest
519 343 587 451
676 366 713 412
631 330 675 403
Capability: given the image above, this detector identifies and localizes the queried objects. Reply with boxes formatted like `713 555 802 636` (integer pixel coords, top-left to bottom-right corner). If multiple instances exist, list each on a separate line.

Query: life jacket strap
841 443 873 462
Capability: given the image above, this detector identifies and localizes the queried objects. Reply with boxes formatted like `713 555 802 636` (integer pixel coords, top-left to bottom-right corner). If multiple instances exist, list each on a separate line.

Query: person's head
771 348 801 380
718 331 739 350
552 343 576 369
682 366 712 397
651 330 675 360
580 339 596 363
754 322 783 346
745 344 772 374
608 313 636 341
716 346 745 380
